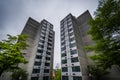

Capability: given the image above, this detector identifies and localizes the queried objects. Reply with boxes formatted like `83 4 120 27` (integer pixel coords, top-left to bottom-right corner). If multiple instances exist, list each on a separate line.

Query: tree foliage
53 69 61 80
87 0 120 69
88 65 109 80
0 34 29 76
11 68 28 80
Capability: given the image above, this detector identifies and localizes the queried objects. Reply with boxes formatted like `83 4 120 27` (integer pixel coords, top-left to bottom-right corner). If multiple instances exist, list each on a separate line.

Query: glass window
69 32 74 36
47 47 51 50
34 61 41 66
62 67 68 72
61 37 65 41
45 63 50 66
61 46 66 51
61 53 66 57
49 35 52 39
68 28 73 32
37 49 43 53
46 57 50 60
73 76 82 80
62 59 67 64
70 49 77 55
48 42 52 46
43 76 49 80
40 40 45 44
61 41 65 46
71 57 79 63
38 44 44 48
48 38 52 42
62 76 68 80
36 55 42 59
31 77 39 80
70 43 76 48
46 51 51 55
69 37 74 42
72 66 80 72
41 36 45 39
44 69 49 73
32 69 40 73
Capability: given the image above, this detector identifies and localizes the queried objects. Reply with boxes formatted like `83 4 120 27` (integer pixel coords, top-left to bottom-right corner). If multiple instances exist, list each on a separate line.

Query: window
71 57 79 63
31 77 39 80
38 44 44 48
41 31 46 36
61 46 66 51
44 69 49 73
62 67 68 72
34 61 41 66
45 63 50 66
48 42 52 46
47 47 51 50
36 55 42 59
69 37 74 42
62 76 68 80
61 53 66 57
32 69 40 73
62 59 67 64
61 32 65 37
46 51 51 55
37 49 43 53
61 41 65 46
40 40 45 44
49 35 52 39
70 43 76 48
61 36 65 41
68 28 73 32
69 32 74 36
73 76 82 80
70 49 77 55
41 36 45 40
48 38 52 42
72 66 80 72
46 57 50 60
43 76 49 80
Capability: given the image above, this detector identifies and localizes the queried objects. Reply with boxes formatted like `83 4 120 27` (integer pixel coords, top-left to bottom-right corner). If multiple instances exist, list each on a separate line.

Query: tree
53 69 61 80
88 65 109 80
0 34 29 76
11 68 28 80
87 0 120 69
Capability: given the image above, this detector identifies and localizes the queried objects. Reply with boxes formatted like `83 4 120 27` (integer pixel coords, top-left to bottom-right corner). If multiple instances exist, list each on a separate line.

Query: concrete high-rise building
21 17 55 80
60 10 93 80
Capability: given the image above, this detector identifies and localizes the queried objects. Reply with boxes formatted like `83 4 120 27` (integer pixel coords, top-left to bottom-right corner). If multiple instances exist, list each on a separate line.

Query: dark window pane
72 66 80 72
61 53 66 57
71 57 79 63
62 67 68 72
70 43 76 48
32 69 40 73
37 49 43 53
62 60 67 64
73 76 82 80
61 46 66 51
44 69 49 73
43 76 49 80
46 57 50 60
62 76 68 80
31 77 39 80
46 51 51 55
36 55 42 59
45 63 50 66
69 37 74 42
34 61 41 66
70 50 77 55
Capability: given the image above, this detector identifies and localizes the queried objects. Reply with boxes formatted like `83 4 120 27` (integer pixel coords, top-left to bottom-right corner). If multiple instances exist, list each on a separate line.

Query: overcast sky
0 0 98 69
